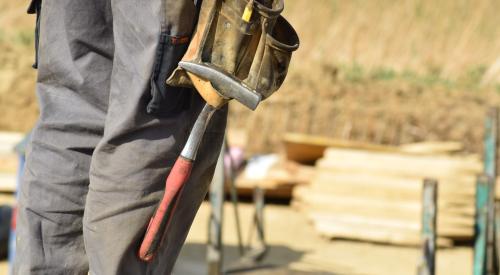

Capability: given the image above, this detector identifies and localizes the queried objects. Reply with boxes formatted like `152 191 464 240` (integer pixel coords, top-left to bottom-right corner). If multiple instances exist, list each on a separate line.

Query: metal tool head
179 61 262 110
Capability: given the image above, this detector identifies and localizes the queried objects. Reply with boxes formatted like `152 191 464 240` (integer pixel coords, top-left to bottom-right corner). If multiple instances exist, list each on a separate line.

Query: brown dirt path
174 202 471 275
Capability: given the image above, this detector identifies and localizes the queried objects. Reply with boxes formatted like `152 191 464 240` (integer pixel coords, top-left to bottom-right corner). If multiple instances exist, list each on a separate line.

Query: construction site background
3 1 500 153
2 1 500 274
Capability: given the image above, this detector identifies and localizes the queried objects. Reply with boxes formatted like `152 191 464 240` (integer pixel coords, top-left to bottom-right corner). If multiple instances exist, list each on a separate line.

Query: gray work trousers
14 0 227 274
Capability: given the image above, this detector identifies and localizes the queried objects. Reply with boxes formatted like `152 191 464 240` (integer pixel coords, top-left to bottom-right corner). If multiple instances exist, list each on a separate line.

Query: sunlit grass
285 0 500 87
336 63 487 90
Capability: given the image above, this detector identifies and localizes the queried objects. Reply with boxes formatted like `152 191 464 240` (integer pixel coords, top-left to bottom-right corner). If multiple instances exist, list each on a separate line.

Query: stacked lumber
231 131 468 200
283 133 398 164
284 132 466 164
293 147 482 246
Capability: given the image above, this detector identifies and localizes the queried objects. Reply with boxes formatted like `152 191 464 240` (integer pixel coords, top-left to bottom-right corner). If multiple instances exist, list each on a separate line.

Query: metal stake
484 107 498 275
207 145 225 275
475 175 492 275
418 179 438 275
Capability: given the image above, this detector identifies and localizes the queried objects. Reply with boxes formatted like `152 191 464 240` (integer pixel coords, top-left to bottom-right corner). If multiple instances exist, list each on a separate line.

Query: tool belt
167 0 299 107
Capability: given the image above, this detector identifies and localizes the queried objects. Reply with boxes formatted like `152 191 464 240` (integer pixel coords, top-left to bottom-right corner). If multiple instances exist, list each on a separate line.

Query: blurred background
3 0 500 274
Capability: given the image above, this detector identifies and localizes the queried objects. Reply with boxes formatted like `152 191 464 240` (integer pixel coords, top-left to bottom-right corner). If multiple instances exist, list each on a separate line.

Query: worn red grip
138 156 193 262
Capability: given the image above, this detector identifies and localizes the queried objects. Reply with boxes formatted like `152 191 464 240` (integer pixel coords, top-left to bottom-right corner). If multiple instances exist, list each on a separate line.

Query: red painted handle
138 156 193 262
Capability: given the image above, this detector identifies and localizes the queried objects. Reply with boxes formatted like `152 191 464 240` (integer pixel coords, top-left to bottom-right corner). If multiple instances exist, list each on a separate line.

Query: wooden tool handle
138 157 193 262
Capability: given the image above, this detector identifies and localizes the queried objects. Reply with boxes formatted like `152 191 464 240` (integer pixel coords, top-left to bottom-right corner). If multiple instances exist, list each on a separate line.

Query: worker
14 0 298 274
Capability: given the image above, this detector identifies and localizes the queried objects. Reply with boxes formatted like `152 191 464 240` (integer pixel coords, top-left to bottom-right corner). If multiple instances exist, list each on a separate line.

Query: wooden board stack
293 147 483 246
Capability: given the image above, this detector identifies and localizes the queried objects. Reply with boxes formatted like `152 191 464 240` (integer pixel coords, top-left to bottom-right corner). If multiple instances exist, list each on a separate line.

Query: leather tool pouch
167 0 299 100
245 15 299 99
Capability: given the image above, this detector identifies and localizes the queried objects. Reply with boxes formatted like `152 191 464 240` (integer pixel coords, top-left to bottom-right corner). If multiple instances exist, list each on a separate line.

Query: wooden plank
283 133 464 162
0 173 16 193
400 141 463 155
293 187 421 210
307 212 472 237
230 179 293 199
314 169 476 188
300 183 474 207
283 132 399 163
312 172 476 197
294 186 474 214
296 200 475 220
312 219 453 247
0 131 23 154
294 200 420 221
283 133 466 164
0 153 17 174
296 202 473 231
308 181 421 201
315 166 478 184
318 154 480 181
314 172 421 190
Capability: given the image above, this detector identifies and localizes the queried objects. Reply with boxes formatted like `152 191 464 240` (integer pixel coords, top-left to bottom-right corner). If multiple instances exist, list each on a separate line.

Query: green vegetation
0 29 5 44
0 29 34 48
13 30 34 47
342 63 365 83
370 67 397 81
285 0 500 88
338 63 489 90
460 66 488 89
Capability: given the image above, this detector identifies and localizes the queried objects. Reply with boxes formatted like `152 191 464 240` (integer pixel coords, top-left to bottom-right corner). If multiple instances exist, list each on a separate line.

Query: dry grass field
0 1 38 131
285 0 500 84
2 0 500 153
230 0 500 154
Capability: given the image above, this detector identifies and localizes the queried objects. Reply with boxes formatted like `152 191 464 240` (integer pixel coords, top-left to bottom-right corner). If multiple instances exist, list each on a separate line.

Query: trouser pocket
27 0 42 69
147 33 192 117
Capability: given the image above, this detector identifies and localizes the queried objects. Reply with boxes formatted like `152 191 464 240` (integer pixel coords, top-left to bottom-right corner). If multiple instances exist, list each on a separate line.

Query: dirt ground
0 200 472 275
0 137 475 275
228 79 500 155
173 202 472 275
